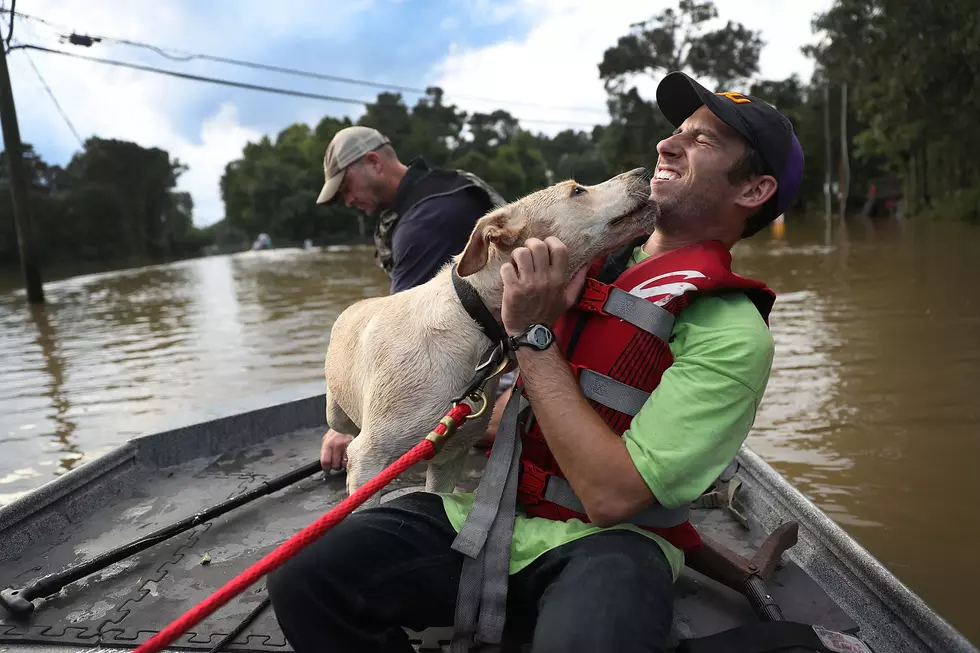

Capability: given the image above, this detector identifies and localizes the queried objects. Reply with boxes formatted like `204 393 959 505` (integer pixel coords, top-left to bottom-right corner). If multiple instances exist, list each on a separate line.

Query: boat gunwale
737 444 977 653
0 382 327 561
0 443 138 542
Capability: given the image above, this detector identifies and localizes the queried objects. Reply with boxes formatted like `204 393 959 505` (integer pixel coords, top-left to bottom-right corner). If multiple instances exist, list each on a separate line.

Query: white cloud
173 104 264 226
431 0 834 135
8 0 831 228
13 47 248 228
8 1 371 227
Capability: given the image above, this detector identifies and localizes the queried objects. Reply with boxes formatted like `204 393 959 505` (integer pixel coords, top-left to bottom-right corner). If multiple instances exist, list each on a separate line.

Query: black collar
596 235 649 283
451 263 509 346
391 158 431 214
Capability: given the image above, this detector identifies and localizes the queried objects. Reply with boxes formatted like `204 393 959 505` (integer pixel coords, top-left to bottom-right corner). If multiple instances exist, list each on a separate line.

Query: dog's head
456 168 659 278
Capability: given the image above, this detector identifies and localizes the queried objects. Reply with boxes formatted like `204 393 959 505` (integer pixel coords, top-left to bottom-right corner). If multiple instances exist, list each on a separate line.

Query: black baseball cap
655 71 804 237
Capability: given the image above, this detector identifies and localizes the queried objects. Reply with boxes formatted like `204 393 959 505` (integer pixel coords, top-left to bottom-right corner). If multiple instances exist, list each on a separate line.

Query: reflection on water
1 224 979 642
0 246 388 505
734 218 980 642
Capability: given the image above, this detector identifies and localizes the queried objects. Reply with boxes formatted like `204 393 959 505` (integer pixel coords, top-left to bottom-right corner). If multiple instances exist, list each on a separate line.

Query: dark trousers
267 492 674 653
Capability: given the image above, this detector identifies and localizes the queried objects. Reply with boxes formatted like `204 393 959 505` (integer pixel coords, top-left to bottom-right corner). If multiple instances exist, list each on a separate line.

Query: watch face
529 325 552 348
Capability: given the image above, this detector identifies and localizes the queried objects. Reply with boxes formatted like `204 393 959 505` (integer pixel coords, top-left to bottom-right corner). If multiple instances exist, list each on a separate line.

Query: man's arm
501 238 773 528
500 237 649 526
518 310 772 524
389 190 491 294
515 346 655 527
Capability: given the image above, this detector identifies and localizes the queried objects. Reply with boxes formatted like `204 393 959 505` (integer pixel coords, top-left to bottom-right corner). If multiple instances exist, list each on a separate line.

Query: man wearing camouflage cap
316 125 505 294
315 126 514 473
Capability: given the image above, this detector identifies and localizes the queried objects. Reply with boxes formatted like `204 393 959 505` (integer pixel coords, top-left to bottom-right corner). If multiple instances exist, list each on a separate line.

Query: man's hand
500 237 589 336
320 429 354 471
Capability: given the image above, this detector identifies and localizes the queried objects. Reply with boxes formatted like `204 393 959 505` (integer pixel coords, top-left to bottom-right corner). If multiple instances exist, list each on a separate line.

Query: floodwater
1 219 978 644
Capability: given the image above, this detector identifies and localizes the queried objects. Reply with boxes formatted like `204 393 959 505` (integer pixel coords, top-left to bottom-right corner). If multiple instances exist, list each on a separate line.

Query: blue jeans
267 492 674 652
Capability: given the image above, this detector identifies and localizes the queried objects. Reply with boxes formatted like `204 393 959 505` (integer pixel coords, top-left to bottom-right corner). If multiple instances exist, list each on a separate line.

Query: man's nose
656 134 681 160
343 192 355 208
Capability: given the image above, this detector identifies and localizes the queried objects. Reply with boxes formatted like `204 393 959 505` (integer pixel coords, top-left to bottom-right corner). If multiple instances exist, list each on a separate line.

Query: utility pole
822 83 833 245
0 42 44 303
839 81 850 228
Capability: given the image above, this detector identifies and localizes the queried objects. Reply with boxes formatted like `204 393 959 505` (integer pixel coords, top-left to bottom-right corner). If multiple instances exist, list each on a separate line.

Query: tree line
3 0 976 271
0 139 206 270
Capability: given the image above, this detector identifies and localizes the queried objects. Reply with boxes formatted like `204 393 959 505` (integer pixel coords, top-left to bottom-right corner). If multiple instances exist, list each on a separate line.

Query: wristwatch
508 323 555 351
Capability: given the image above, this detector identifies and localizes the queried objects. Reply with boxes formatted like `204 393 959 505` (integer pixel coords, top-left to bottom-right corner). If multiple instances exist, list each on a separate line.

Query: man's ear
736 174 778 212
361 151 383 173
457 208 525 276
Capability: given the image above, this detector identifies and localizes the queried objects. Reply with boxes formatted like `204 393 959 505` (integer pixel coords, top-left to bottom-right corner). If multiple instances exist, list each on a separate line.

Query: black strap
208 595 271 653
564 235 648 360
677 621 867 653
451 263 509 346
596 235 648 283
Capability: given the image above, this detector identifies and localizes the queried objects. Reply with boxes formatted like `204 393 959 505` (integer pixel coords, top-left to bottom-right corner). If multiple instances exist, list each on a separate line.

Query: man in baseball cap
651 70 804 241
314 125 504 294
315 125 392 207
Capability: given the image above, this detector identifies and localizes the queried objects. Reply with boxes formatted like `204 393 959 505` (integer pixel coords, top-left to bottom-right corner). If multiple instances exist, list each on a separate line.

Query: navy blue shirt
389 189 490 294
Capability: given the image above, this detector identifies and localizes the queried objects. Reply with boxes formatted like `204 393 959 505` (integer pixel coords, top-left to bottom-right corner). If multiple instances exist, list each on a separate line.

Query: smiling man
269 72 803 653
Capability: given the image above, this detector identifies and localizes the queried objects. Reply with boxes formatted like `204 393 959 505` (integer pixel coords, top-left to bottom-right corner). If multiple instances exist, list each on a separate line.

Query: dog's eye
571 186 587 196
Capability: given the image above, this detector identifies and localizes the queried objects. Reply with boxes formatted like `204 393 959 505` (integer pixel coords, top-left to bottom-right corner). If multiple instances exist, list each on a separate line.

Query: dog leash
138 269 515 653
131 393 493 653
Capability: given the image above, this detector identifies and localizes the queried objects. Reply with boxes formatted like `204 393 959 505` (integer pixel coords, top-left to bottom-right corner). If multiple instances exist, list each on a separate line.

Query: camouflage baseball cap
316 126 391 204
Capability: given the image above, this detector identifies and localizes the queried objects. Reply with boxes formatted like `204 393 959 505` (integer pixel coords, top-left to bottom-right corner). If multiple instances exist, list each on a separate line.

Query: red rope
134 402 473 653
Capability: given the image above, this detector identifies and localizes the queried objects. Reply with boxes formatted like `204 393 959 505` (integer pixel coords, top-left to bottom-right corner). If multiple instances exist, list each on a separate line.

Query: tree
802 0 980 215
460 110 521 159
404 88 468 168
598 0 763 93
58 138 188 259
0 139 203 268
593 1 765 188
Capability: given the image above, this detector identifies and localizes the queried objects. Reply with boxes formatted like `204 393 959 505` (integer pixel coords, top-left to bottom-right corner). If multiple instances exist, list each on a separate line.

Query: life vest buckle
576 278 612 314
516 461 549 506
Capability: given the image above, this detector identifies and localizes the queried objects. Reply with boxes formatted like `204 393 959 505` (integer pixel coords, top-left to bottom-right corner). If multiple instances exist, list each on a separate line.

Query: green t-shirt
438 246 775 580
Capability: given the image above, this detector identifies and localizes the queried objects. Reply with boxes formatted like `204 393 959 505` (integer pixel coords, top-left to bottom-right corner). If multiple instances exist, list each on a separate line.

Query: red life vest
508 239 775 554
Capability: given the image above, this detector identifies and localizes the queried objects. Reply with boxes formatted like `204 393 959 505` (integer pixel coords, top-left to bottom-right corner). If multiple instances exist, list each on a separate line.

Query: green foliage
0 139 202 268
5 0 969 275
805 0 980 214
219 88 592 243
598 0 762 93
918 188 980 226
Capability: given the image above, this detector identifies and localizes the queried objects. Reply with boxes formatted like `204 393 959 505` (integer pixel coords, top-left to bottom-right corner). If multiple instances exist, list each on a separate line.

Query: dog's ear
457 208 524 276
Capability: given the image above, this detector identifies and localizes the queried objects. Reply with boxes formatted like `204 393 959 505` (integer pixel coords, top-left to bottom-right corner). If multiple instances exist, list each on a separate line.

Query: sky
8 0 833 228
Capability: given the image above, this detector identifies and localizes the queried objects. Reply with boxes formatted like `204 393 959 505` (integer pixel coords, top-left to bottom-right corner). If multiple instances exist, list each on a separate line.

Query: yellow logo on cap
716 91 751 104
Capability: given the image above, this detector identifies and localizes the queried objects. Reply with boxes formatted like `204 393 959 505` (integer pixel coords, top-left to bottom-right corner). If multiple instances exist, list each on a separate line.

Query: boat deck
0 385 974 652
1 429 853 650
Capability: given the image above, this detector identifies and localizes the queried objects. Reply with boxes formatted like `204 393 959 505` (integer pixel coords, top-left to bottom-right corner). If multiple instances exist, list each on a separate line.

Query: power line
22 50 84 146
11 44 601 128
4 0 14 50
14 44 367 104
1 9 65 33
99 37 610 115
2 8 610 117
0 11 83 145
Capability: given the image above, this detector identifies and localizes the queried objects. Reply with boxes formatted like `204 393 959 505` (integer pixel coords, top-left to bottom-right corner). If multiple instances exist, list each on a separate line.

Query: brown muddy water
1 219 978 643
